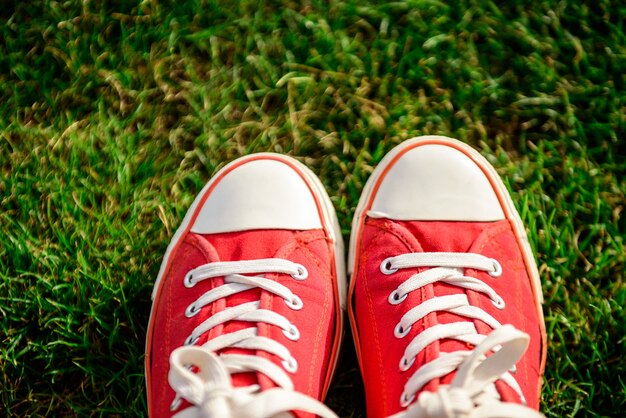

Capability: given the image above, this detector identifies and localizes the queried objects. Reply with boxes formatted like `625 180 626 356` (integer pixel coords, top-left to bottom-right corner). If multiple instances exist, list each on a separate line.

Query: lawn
1 0 625 416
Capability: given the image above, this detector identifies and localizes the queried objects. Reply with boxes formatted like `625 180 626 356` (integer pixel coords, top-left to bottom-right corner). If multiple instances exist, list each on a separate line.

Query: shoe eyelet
492 296 506 310
400 392 415 408
399 355 415 371
292 265 308 280
394 323 411 338
170 396 182 411
285 294 303 310
380 257 398 275
185 303 200 317
282 356 298 373
283 324 300 341
184 335 199 346
184 272 195 288
388 290 407 305
489 259 503 277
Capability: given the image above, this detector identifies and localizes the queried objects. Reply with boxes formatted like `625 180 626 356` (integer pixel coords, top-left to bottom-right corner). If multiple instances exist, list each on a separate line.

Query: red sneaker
348 137 547 417
146 154 345 418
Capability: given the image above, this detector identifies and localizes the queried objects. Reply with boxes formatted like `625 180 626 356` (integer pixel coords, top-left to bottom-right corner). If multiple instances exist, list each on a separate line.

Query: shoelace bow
382 253 545 418
168 258 338 418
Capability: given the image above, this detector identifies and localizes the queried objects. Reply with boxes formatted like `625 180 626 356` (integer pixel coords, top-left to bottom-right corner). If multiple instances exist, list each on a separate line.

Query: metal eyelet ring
185 303 200 318
489 259 503 277
400 392 416 408
492 296 506 310
394 322 411 338
170 397 182 411
399 355 416 371
380 257 398 275
184 272 195 288
388 290 408 305
184 335 199 346
292 265 308 280
285 294 304 310
283 324 300 341
282 356 298 373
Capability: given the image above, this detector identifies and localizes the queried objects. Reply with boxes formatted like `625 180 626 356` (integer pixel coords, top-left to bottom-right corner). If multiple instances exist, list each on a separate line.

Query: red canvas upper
147 228 338 417
352 218 543 418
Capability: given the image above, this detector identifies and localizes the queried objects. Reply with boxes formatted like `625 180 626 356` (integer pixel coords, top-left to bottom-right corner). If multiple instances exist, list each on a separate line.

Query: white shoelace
381 252 545 418
168 258 338 418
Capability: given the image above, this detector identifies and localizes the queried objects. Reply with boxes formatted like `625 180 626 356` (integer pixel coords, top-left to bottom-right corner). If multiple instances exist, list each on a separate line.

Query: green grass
1 0 625 416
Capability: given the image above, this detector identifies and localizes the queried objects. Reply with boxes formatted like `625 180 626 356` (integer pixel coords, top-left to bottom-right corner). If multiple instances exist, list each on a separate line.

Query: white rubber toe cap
369 144 505 221
191 158 322 234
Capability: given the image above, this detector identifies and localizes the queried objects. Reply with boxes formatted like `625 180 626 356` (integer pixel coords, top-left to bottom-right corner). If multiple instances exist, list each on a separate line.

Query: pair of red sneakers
145 136 547 418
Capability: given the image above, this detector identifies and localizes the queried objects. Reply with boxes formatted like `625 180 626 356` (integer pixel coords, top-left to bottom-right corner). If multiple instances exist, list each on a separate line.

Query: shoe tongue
191 229 298 390
397 221 496 389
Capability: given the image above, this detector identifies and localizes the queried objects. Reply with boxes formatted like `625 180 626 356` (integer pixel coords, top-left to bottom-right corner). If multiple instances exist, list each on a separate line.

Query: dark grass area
1 1 625 416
